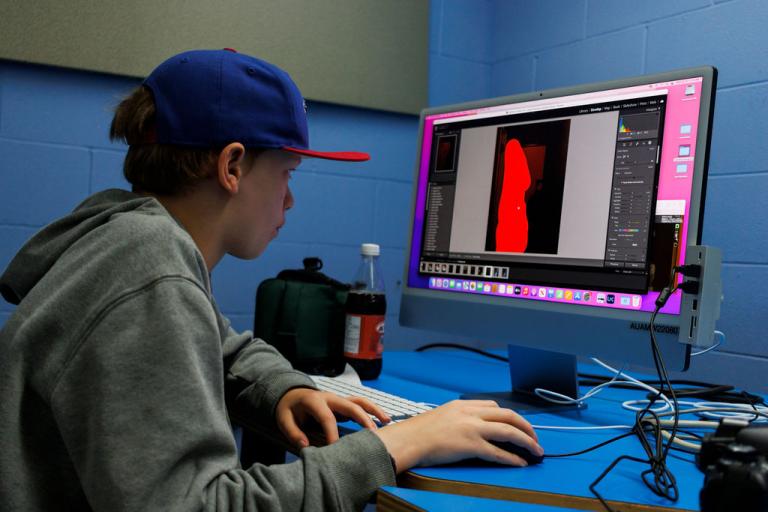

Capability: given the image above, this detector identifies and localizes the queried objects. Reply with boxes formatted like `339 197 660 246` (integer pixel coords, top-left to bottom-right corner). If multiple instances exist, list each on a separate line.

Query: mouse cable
532 422 709 453
543 431 635 459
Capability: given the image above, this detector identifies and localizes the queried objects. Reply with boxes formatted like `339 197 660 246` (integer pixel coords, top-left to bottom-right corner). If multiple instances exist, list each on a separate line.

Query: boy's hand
373 399 542 473
275 388 391 449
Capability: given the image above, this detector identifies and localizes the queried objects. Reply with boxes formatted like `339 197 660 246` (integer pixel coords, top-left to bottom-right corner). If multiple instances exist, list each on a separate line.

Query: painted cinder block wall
2 0 766 391
0 55 463 351
430 0 768 392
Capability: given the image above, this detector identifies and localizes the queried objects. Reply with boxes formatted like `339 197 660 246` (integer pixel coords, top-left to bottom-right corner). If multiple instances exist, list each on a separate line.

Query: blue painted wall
430 0 768 391
0 55 466 351
2 0 766 389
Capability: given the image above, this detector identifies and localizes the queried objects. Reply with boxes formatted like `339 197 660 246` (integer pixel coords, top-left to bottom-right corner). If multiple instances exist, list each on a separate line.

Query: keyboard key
312 376 434 421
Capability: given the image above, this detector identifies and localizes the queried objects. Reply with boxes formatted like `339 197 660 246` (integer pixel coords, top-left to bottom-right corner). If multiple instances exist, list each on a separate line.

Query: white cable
533 357 674 414
531 424 632 431
691 330 725 357
674 431 706 440
661 430 701 451
537 359 631 404
675 399 712 409
531 421 707 451
646 418 719 429
529 421 713 433
531 358 625 405
531 353 767 442
592 358 675 413
674 403 768 418
656 404 768 423
622 398 673 414
698 409 768 421
621 395 768 422
533 371 622 404
593 358 670 398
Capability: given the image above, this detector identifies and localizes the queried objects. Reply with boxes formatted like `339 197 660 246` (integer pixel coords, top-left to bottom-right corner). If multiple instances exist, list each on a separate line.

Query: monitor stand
461 345 586 414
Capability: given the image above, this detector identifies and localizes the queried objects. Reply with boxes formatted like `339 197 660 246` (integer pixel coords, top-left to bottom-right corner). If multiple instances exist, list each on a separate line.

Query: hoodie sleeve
50 277 394 512
219 320 317 419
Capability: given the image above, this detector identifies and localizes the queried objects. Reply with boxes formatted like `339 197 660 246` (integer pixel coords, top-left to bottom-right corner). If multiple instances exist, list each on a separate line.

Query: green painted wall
0 0 428 114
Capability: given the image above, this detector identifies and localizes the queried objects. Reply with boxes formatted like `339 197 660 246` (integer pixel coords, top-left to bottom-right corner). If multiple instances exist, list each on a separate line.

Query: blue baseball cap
143 49 369 162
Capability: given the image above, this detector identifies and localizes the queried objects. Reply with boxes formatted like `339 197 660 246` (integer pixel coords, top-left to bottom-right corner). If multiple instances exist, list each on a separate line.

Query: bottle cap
361 243 380 256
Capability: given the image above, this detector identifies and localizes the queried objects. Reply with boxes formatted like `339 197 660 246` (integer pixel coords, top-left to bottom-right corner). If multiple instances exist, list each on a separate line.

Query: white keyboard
312 375 434 421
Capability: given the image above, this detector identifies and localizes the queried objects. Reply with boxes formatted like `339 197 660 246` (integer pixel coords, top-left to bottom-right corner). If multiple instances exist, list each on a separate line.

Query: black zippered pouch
254 258 349 376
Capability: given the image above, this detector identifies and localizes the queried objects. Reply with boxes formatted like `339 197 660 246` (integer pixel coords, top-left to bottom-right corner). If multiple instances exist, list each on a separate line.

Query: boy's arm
51 278 393 512
219 320 317 419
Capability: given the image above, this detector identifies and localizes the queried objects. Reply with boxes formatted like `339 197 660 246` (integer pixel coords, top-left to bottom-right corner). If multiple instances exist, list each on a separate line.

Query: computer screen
400 67 717 407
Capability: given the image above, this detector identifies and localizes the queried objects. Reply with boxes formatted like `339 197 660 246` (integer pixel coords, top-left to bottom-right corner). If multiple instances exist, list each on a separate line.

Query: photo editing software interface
408 77 705 315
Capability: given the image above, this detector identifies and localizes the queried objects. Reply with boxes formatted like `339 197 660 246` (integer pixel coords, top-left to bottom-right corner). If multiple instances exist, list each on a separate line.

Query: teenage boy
0 49 542 511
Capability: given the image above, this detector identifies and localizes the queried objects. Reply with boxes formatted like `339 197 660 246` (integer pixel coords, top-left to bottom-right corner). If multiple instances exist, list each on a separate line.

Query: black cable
649 287 681 463
629 288 680 500
580 379 742 402
414 342 507 362
579 374 731 389
581 373 698 384
415 268 736 510
416 344 754 404
740 392 766 424
543 431 635 458
637 407 679 500
589 455 650 512
578 378 763 406
414 337 687 506
589 268 682 510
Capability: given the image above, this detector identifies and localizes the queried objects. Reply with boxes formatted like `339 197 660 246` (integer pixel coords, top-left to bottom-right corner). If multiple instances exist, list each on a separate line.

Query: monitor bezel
400 66 717 369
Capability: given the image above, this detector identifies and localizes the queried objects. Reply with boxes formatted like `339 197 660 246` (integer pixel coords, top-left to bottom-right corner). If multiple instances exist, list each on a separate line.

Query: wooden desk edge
397 471 696 512
377 488 426 512
228 394 696 511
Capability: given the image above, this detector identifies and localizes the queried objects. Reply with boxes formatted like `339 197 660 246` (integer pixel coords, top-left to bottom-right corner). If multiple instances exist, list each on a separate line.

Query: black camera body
697 418 768 511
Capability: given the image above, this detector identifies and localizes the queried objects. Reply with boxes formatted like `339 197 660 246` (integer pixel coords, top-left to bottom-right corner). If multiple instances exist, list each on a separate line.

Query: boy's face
227 149 299 259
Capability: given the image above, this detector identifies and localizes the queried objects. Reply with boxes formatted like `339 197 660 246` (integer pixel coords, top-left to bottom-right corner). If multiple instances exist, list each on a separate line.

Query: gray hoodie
0 189 394 511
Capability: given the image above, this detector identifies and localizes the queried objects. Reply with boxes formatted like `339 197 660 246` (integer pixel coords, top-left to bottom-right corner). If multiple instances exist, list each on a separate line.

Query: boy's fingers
278 411 309 448
475 407 538 442
480 442 528 467
308 402 341 444
329 397 378 430
346 396 391 424
455 399 500 408
483 422 544 458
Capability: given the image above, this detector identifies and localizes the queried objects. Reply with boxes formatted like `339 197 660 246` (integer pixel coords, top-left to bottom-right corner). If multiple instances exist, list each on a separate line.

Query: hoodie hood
0 189 156 305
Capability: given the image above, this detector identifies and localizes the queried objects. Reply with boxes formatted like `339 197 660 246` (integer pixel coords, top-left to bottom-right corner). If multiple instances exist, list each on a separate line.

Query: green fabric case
254 258 349 376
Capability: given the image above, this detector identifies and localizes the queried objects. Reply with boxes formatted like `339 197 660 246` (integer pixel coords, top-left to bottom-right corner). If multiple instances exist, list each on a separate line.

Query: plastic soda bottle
343 243 386 380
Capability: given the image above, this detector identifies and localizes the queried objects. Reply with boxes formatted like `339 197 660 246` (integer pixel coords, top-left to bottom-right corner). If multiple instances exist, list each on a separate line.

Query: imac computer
400 67 718 411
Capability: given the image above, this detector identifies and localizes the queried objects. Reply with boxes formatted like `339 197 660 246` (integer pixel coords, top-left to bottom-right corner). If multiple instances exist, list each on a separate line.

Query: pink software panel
412 77 704 315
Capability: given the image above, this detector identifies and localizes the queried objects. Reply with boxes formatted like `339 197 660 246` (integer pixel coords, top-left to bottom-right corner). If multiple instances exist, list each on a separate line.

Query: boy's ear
217 142 247 194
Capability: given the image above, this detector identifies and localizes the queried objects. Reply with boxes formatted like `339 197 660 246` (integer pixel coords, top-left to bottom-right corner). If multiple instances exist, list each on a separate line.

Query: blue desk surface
378 486 584 511
359 350 707 512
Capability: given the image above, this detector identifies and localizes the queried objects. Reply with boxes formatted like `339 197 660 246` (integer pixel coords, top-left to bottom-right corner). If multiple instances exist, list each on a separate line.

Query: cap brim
283 147 370 162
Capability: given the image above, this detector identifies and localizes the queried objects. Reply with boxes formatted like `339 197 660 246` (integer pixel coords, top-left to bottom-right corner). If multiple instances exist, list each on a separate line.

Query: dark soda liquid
344 291 386 380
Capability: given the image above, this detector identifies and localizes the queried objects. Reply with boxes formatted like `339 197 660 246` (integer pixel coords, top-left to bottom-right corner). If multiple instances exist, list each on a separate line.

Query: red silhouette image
485 119 569 255
495 138 531 252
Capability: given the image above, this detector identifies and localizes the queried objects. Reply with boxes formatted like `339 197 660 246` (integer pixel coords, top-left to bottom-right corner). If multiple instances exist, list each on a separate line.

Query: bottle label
344 314 384 360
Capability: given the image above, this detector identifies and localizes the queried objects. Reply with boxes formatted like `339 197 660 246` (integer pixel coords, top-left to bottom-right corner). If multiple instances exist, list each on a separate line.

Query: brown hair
110 86 228 195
